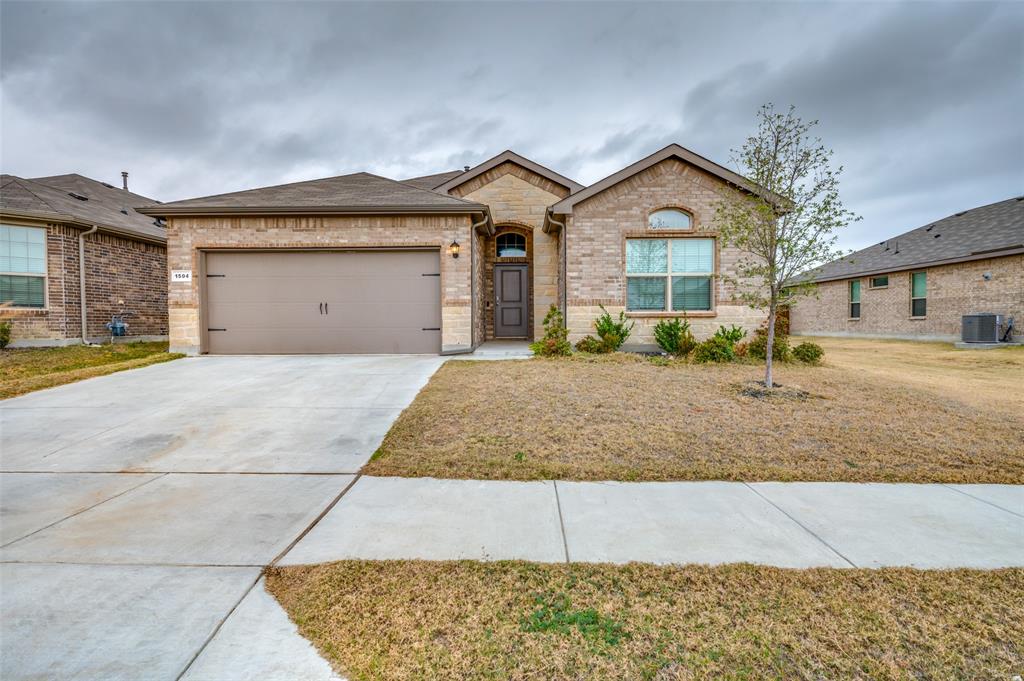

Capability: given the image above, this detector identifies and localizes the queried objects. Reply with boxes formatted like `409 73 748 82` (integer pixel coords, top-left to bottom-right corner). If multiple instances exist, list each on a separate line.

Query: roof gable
549 143 777 214
435 150 583 195
802 196 1024 283
1 173 166 243
141 172 487 216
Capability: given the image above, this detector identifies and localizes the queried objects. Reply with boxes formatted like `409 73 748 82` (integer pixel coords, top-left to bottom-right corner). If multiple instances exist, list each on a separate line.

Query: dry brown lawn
363 338 1024 483
267 560 1024 681
0 342 184 399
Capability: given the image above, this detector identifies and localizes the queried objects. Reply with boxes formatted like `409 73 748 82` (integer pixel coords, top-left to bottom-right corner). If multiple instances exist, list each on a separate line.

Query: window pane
0 225 46 273
496 233 526 258
850 302 860 318
671 239 713 273
912 298 927 317
648 209 691 230
911 272 926 298
626 240 667 273
627 277 666 310
871 275 888 287
849 280 860 303
671 276 711 311
0 275 45 307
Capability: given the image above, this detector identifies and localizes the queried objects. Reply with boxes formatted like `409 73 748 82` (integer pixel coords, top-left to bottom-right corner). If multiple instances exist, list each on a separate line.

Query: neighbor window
910 271 927 317
495 232 526 258
648 209 692 230
849 280 861 319
626 238 713 311
0 224 46 308
869 275 889 288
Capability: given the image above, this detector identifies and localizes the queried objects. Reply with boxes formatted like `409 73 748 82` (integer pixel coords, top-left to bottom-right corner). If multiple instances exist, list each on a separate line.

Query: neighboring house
790 197 1024 341
141 145 773 355
0 173 168 346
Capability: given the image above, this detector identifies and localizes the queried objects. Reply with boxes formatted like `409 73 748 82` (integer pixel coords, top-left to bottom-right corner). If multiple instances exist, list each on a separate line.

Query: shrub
574 335 607 354
692 336 736 363
0 321 10 349
793 341 825 364
748 324 792 362
592 305 634 352
653 318 696 355
529 305 572 357
733 341 749 359
713 324 747 347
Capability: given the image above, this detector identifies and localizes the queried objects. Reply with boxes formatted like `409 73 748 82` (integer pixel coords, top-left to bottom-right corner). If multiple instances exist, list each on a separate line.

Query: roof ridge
156 171 373 205
360 172 481 206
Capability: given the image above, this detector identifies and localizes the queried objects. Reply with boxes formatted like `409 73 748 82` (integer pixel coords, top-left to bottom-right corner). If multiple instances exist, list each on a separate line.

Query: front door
494 263 529 338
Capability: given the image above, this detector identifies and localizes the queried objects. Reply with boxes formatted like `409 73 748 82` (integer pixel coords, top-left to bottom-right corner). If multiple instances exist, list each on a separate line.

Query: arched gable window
648 208 692 230
496 232 527 257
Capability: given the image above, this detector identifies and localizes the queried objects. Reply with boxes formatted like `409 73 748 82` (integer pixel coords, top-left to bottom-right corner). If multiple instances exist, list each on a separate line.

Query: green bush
574 335 608 354
793 341 825 364
0 321 10 349
748 324 792 362
653 318 696 355
529 305 572 357
713 324 747 346
592 305 634 352
692 336 736 363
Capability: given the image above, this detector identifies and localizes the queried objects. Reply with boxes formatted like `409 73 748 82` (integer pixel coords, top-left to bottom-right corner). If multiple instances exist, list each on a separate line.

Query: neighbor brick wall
452 163 566 340
5 221 167 345
166 214 474 354
789 255 1024 341
565 158 767 346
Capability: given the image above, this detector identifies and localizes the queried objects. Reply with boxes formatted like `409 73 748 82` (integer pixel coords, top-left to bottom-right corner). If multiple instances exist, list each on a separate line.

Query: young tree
715 104 858 387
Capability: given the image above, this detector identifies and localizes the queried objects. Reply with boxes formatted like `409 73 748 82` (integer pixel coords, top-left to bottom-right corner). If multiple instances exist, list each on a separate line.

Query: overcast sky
2 1 1021 250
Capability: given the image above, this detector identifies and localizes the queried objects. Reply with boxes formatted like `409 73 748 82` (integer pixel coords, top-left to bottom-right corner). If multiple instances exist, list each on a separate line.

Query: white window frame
625 237 715 313
647 208 693 231
869 275 889 289
910 271 927 318
0 223 48 309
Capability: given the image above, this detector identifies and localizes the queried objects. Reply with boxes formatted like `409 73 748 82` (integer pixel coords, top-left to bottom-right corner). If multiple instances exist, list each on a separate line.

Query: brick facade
565 158 767 346
165 214 474 354
789 255 1024 341
5 221 167 346
451 162 567 340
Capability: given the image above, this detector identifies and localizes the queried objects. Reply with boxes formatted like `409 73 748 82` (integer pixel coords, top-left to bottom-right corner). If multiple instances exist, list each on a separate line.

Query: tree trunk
765 301 776 388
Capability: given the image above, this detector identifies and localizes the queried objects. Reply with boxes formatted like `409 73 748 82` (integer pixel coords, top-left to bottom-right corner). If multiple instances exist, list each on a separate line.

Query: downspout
79 225 99 346
469 212 489 350
546 211 568 325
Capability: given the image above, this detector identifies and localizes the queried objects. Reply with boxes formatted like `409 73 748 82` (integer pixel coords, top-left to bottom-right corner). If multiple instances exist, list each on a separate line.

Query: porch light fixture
448 240 460 258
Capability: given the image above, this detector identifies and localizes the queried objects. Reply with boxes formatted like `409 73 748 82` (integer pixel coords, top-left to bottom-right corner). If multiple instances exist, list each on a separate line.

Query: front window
626 238 713 311
496 232 526 258
910 271 927 317
648 208 692 230
849 280 861 319
870 275 888 288
0 224 46 308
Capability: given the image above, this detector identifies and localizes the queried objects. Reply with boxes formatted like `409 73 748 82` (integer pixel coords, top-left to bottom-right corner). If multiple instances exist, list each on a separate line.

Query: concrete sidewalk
280 477 1024 569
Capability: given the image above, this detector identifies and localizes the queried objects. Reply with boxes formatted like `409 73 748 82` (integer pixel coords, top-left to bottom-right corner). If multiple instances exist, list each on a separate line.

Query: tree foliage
715 104 858 386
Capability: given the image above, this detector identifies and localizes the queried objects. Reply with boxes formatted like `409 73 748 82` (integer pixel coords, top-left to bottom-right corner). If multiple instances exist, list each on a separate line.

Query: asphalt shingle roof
399 170 466 192
1 174 166 243
802 196 1024 283
145 172 484 213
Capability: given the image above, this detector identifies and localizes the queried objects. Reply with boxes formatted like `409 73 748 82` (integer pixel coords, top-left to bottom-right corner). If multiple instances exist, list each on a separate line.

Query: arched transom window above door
648 208 692 230
496 232 527 257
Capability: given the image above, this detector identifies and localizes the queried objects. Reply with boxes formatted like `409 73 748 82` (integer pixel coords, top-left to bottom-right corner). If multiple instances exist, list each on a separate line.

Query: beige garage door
204 250 441 354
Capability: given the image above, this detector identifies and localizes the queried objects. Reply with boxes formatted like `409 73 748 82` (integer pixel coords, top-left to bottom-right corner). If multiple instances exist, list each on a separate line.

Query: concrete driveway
0 355 443 681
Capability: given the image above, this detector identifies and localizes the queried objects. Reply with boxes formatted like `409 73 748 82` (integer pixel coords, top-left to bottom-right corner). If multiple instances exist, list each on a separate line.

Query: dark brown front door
494 263 528 338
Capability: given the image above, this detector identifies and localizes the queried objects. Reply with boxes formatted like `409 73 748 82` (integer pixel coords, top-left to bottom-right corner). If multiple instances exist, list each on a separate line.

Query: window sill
848 318 861 322
2 307 49 315
626 311 717 318
909 316 927 321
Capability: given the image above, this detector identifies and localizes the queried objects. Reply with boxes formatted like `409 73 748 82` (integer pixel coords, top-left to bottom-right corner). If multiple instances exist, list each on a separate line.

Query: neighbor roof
1 173 166 243
434 150 584 195
139 172 488 216
549 143 782 215
800 196 1024 283
400 170 466 192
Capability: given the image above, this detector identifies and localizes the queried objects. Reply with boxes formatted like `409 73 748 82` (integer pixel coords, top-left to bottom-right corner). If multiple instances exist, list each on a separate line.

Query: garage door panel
204 251 441 354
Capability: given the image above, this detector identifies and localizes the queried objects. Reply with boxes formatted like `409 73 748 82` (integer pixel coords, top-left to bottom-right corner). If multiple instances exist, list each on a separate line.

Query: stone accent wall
165 214 473 354
565 158 767 345
451 164 565 340
5 222 167 346
789 255 1024 341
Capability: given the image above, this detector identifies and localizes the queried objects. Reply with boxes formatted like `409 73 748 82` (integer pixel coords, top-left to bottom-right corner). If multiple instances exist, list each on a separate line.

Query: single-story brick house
790 197 1023 342
140 145 772 355
0 173 168 346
